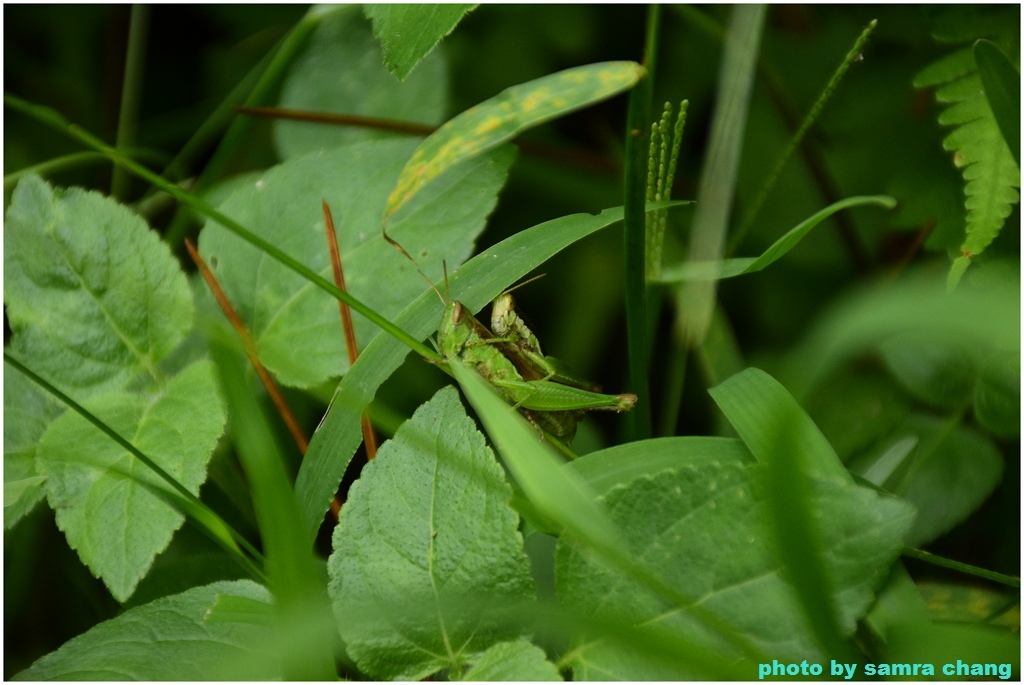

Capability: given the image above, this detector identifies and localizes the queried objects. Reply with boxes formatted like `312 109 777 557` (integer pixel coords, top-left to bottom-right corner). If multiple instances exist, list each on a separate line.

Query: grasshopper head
490 293 515 335
438 300 470 359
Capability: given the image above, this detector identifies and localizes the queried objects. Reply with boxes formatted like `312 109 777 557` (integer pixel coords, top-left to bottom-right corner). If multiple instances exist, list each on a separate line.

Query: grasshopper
437 292 636 445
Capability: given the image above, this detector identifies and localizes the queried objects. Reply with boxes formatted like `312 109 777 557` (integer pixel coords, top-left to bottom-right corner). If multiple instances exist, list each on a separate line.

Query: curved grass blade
659 195 896 282
383 61 644 222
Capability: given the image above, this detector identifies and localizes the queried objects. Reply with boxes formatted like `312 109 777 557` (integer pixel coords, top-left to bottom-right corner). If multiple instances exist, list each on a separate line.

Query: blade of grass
728 19 879 252
676 4 765 349
111 4 150 200
3 352 266 583
211 343 336 679
622 4 660 441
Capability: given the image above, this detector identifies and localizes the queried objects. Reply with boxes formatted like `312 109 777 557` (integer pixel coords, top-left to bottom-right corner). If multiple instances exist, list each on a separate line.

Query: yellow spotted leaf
383 61 644 222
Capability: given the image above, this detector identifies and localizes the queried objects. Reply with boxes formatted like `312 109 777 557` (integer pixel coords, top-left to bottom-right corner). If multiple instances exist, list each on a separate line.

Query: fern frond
915 23 1020 289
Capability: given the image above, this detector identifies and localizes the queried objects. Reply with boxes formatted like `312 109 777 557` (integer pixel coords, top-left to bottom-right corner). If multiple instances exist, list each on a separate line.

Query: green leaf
13 580 277 680
4 364 63 528
365 4 475 81
849 413 1003 547
975 39 1021 167
974 349 1021 438
296 204 643 541
199 140 514 388
35 360 226 602
212 343 335 679
4 175 193 397
328 386 534 680
384 61 644 221
915 38 1020 288
555 461 913 679
658 196 896 283
462 640 562 681
879 333 978 410
275 7 448 158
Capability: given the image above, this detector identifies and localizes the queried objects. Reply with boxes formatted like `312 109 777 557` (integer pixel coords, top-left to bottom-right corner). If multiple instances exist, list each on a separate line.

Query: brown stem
185 239 309 454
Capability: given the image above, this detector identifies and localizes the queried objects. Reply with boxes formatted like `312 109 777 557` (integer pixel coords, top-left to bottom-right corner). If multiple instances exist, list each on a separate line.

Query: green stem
622 4 661 441
4 149 165 192
902 548 1020 588
729 19 878 253
4 353 267 584
111 4 150 200
3 93 439 363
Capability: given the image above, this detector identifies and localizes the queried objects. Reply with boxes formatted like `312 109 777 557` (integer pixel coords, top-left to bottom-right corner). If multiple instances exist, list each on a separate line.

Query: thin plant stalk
185 239 310 455
621 4 661 441
111 4 150 200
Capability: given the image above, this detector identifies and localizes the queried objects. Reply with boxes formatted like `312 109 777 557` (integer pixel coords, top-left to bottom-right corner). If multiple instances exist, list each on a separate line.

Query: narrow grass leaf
211 344 335 679
384 61 644 221
659 196 896 283
329 386 534 680
365 4 475 81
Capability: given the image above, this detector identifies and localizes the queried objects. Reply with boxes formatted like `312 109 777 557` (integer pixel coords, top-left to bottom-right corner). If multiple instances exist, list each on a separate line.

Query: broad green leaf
555 461 914 679
974 349 1020 438
879 333 978 410
657 196 896 283
917 580 1020 627
296 204 646 540
199 140 514 388
4 365 62 528
848 413 1003 547
365 4 475 81
384 61 644 221
974 39 1021 167
4 174 193 396
709 368 852 486
461 640 562 681
328 386 534 680
13 580 277 680
785 267 1019 401
275 7 448 158
35 360 226 602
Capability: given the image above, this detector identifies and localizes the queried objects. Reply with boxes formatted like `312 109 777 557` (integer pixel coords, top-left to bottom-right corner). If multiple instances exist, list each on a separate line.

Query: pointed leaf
365 4 475 81
275 7 448 158
384 61 644 221
849 413 1003 547
4 174 193 396
13 580 277 680
36 360 226 602
658 196 896 283
4 364 63 528
556 452 914 679
328 386 534 680
199 140 514 388
462 640 562 681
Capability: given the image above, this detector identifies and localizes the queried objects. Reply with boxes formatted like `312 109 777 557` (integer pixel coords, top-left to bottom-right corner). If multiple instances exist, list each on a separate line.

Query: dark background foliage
4 5 1018 677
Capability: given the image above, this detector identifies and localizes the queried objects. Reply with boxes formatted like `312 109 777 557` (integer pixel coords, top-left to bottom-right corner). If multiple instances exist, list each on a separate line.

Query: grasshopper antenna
384 226 446 306
502 273 547 296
